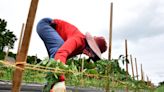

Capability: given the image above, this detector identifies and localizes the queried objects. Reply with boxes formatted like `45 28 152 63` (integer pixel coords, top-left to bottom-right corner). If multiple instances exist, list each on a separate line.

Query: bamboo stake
130 55 134 80
146 75 149 82
108 2 113 61
146 75 149 85
81 58 84 72
34 54 37 64
125 39 129 76
125 39 128 92
106 2 113 92
12 0 39 92
142 66 145 81
4 45 10 61
141 64 144 81
17 23 25 54
135 58 139 80
81 58 84 86
143 71 145 81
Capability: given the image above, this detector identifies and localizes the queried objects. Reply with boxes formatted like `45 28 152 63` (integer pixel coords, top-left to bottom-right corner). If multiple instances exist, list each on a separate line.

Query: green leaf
85 69 98 74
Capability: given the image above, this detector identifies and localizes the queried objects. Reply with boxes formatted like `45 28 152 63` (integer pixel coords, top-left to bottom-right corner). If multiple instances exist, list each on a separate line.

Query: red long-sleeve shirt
52 19 86 64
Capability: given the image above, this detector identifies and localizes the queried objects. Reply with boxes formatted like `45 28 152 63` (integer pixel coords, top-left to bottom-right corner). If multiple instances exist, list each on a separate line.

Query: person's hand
89 55 100 62
83 47 100 62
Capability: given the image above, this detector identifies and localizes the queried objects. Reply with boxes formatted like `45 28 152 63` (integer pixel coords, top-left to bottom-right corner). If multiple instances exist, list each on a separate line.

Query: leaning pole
12 0 39 92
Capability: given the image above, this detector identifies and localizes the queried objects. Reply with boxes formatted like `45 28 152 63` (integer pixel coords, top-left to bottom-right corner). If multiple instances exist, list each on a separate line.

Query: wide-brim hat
85 32 102 59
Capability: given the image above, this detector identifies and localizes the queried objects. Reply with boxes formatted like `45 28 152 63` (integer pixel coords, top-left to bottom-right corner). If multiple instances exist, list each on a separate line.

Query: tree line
0 18 41 64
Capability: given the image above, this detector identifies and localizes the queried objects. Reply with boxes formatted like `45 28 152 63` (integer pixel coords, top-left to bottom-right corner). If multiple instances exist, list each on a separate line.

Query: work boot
50 81 66 92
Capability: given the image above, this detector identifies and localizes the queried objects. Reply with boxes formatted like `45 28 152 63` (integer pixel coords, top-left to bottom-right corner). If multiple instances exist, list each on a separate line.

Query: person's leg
37 18 65 92
37 18 64 58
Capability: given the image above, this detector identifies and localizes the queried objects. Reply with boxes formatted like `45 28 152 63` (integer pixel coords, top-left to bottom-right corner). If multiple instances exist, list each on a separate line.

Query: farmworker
36 18 107 92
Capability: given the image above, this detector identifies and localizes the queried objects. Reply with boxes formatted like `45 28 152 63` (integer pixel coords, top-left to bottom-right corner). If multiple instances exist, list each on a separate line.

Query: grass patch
155 85 164 92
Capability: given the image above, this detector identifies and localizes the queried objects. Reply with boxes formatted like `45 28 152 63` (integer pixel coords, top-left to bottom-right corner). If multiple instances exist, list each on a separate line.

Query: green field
0 58 155 92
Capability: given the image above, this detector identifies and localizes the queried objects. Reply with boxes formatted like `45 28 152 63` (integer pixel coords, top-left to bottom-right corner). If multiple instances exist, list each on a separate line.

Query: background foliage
0 18 17 51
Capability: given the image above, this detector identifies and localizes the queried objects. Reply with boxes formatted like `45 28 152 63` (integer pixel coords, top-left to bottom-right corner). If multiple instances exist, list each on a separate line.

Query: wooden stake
143 71 145 81
125 39 128 92
108 2 113 60
135 58 139 80
141 64 145 81
12 0 39 92
146 75 149 82
34 54 37 64
81 59 84 72
141 64 144 81
130 55 134 80
81 59 84 86
106 3 113 92
125 40 128 76
17 23 25 54
146 75 149 85
4 45 10 61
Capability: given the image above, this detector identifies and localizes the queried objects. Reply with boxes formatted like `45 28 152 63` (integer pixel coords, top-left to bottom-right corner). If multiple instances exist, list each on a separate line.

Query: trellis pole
17 23 25 54
4 45 10 61
130 55 134 79
125 39 129 76
106 2 113 92
125 39 129 92
141 64 144 81
146 75 150 85
108 2 113 60
12 0 39 92
5 23 24 62
135 58 139 80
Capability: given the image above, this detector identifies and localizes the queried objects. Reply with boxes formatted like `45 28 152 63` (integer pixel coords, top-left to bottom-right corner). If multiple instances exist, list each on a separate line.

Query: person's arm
54 36 85 64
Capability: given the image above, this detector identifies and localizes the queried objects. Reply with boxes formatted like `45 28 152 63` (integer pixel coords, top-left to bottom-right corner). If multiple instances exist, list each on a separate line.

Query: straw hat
85 32 107 59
